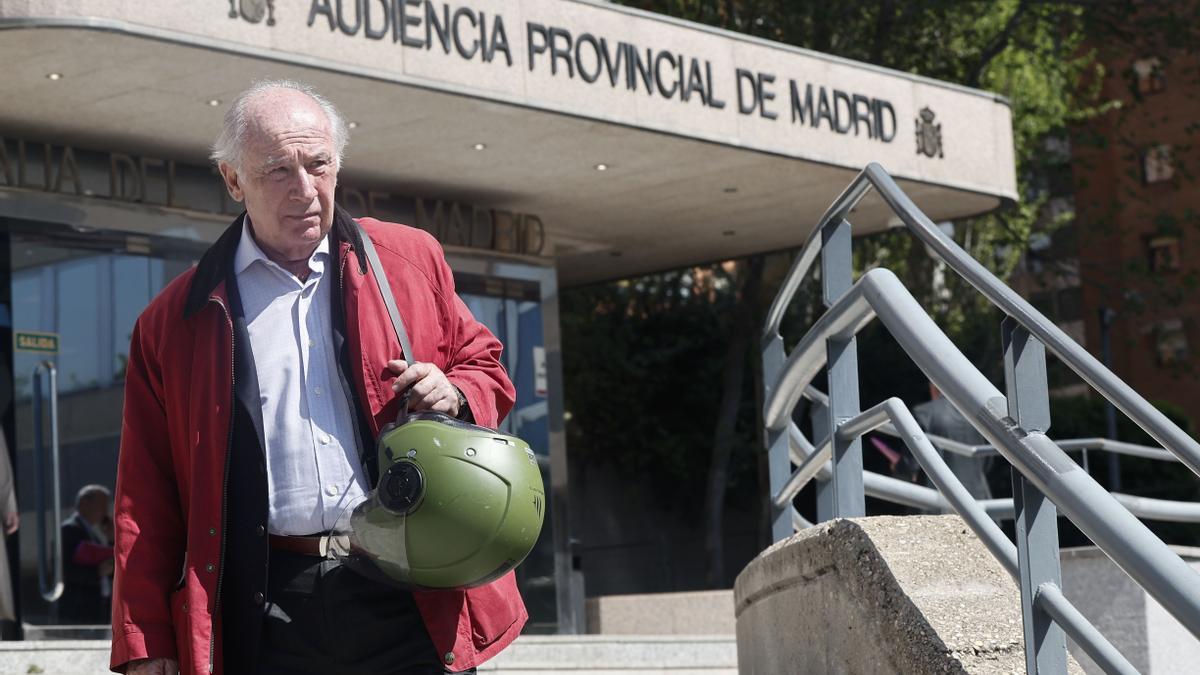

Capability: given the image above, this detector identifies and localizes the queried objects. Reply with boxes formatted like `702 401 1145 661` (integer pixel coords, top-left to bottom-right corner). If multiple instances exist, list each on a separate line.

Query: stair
482 635 737 673
0 635 737 674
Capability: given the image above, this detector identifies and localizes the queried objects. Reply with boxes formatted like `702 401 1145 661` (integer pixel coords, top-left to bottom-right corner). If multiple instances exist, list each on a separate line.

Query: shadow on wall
571 455 760 596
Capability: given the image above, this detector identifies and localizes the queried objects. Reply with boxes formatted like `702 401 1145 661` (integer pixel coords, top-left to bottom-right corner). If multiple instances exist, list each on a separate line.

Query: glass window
1148 236 1181 272
1156 319 1188 365
11 269 45 402
55 258 102 392
1144 144 1174 184
112 256 153 379
1132 57 1166 95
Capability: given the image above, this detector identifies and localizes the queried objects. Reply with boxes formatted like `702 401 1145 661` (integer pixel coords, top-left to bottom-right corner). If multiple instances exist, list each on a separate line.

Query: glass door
1 219 203 638
456 273 558 631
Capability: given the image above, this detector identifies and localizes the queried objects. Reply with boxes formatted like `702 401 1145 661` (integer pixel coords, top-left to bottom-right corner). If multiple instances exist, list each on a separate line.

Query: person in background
912 383 993 500
59 484 115 625
0 432 18 639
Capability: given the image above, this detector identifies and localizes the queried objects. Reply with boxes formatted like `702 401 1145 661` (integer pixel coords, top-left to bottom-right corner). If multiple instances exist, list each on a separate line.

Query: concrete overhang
0 0 1017 286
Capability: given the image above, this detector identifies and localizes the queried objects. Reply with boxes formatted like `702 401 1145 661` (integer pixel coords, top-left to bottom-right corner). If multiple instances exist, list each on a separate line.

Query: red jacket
110 215 524 673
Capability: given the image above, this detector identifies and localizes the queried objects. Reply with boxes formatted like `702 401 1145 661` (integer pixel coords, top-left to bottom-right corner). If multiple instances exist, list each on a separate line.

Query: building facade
0 0 1015 637
1071 34 1200 432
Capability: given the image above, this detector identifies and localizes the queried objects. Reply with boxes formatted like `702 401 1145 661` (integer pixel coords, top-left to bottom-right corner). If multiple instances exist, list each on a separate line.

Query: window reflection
11 242 191 400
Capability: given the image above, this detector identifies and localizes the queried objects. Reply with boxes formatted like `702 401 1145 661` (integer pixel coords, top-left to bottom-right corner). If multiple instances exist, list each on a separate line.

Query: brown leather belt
269 534 326 557
268 533 357 559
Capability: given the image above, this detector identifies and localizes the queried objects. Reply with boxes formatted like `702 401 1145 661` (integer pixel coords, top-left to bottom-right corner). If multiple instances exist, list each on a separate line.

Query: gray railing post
821 219 865 517
810 400 835 523
763 334 792 543
1002 317 1067 674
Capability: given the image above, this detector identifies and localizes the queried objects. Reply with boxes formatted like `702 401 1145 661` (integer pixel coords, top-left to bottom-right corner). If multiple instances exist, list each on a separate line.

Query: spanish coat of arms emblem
228 0 276 26
915 107 943 159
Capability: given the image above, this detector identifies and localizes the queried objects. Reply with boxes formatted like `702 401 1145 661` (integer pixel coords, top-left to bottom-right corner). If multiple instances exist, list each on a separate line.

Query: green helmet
338 409 546 590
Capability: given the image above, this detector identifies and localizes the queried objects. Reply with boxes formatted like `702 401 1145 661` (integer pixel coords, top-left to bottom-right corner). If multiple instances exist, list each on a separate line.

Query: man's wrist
453 386 473 422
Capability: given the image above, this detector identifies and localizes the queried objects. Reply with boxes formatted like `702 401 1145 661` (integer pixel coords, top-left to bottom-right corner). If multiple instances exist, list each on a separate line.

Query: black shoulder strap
356 223 414 362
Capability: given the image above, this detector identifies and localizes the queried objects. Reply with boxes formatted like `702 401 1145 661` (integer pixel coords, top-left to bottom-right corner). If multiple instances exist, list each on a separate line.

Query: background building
1072 36 1200 432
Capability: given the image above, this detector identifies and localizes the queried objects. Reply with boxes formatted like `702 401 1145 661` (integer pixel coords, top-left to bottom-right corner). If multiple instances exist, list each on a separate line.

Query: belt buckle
317 533 351 559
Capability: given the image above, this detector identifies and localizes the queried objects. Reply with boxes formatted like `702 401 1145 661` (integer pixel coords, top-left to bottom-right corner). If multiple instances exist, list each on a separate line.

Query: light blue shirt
234 221 368 536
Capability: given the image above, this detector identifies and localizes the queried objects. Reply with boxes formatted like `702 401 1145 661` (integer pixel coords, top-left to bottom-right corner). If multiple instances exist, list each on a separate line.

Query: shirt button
319 434 331 445
308 338 315 348
208 527 217 536
253 592 265 606
443 652 455 665
326 484 340 497
314 386 323 396
205 563 215 573
256 525 266 537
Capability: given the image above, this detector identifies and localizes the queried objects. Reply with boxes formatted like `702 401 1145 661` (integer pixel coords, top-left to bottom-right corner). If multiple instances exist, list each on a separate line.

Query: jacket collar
183 205 367 318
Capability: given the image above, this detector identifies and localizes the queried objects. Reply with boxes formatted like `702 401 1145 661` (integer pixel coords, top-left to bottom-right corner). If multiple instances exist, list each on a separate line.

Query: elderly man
111 80 523 675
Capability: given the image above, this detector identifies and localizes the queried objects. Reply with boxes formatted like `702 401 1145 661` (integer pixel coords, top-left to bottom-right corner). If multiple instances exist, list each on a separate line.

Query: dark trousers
57 583 110 625
256 550 473 675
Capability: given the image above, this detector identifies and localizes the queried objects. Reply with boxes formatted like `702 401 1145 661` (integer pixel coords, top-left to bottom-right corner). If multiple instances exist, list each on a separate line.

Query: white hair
209 79 350 170
76 484 111 506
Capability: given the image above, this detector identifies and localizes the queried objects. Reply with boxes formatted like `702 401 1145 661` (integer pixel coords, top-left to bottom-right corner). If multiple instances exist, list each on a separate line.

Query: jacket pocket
169 585 193 674
464 583 520 649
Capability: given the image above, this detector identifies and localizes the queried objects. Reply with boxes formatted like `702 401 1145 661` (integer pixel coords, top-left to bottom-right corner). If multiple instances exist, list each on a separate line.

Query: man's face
218 89 339 262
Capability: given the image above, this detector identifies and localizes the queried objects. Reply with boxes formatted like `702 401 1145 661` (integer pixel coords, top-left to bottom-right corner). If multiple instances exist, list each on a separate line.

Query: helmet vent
379 461 425 514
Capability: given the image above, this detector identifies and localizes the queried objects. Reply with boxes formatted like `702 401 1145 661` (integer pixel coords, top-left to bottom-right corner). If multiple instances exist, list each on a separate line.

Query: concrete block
1061 546 1200 674
735 515 1081 674
586 590 735 635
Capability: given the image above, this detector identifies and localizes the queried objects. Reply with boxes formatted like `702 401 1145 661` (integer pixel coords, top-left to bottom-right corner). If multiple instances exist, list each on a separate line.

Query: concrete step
481 635 738 673
0 635 738 674
0 639 109 675
21 624 111 641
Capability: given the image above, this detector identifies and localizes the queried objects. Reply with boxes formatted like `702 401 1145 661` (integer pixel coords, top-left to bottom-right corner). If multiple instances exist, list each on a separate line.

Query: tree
563 0 1200 589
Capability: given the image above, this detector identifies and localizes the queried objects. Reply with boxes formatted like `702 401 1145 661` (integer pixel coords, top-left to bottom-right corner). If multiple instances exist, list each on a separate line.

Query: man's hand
126 658 178 675
388 360 461 417
3 512 17 535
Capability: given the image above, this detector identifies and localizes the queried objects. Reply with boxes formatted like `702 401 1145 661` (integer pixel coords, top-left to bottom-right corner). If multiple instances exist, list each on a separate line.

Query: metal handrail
762 164 1200 674
800 386 1180 463
779 395 1137 672
786 417 1200 524
879 427 1177 463
32 361 64 603
769 269 1193 672
769 267 1200 635
763 162 1200 480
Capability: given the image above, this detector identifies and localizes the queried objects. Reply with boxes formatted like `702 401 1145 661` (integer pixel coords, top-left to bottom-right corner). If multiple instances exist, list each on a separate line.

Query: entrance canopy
0 0 1017 286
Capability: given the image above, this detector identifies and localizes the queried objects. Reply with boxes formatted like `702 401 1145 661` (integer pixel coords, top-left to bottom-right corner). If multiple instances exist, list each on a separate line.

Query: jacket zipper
209 296 235 675
338 242 350 296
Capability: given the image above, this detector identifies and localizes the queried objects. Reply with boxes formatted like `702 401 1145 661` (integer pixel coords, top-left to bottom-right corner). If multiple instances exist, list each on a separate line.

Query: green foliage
1050 395 1200 543
561 269 761 509
611 0 1115 354
1050 395 1190 442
